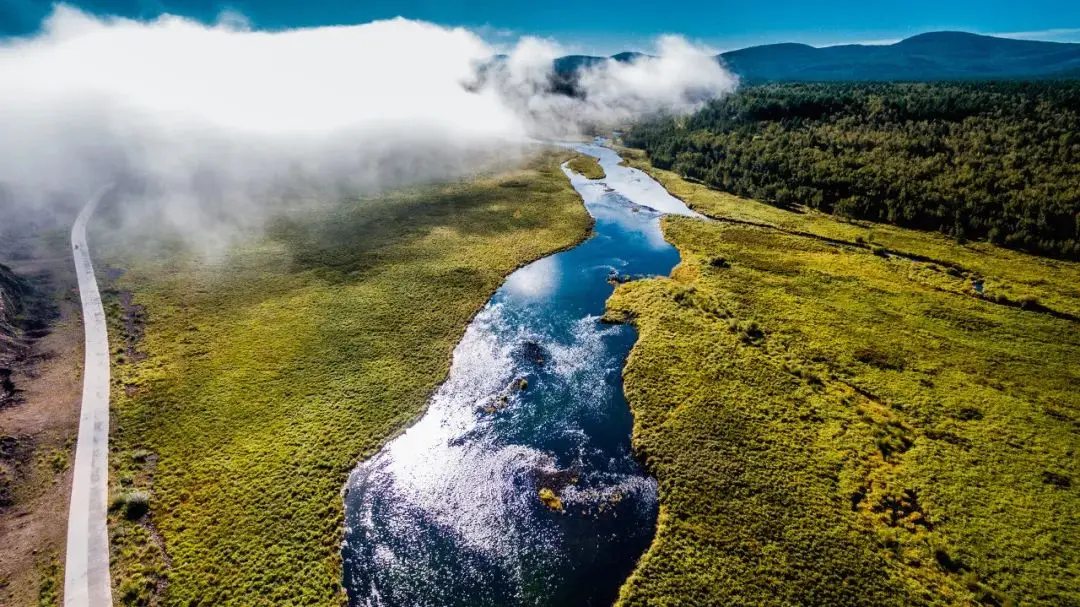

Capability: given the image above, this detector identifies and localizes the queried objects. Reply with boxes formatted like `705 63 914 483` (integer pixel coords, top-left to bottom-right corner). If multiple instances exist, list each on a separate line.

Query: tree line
625 82 1080 259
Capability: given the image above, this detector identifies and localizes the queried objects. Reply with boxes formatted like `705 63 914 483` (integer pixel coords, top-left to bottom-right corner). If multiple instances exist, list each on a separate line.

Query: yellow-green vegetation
44 447 69 473
96 150 591 605
607 159 1080 605
566 155 606 180
36 554 60 607
538 488 563 512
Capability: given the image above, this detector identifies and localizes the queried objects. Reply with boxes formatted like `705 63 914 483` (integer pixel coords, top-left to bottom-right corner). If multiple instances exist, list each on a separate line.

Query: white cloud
0 6 736 253
579 36 735 113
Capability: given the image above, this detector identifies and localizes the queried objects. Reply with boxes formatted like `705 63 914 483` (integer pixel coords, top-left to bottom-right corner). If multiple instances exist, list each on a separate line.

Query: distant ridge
555 31 1080 82
553 53 640 74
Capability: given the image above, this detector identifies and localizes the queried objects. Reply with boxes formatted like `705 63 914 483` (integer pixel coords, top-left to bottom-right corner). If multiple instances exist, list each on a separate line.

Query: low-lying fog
0 6 736 253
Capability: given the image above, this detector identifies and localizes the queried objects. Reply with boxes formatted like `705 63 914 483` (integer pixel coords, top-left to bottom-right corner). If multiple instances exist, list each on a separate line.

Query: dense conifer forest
625 82 1080 258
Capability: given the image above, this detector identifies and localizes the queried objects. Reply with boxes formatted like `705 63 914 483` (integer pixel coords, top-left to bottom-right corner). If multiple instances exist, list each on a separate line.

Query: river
342 141 699 606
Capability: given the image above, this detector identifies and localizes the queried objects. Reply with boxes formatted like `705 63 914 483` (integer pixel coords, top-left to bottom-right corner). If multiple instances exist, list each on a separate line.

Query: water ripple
343 141 694 606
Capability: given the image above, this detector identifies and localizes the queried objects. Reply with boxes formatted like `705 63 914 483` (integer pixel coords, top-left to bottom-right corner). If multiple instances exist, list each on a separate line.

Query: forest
624 82 1080 258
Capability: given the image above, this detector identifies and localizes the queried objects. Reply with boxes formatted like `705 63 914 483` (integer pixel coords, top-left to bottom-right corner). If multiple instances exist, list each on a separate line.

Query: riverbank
608 151 1080 605
93 149 593 604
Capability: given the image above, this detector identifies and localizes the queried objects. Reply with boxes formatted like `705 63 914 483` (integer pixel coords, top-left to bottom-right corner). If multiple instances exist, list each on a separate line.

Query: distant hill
722 32 1080 81
555 31 1080 82
553 52 644 74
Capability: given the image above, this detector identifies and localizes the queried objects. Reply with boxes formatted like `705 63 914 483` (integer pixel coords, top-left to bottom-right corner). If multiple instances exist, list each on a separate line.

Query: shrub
1042 471 1072 489
954 407 983 421
47 449 68 473
737 320 764 344
781 361 824 385
111 490 151 520
853 346 904 370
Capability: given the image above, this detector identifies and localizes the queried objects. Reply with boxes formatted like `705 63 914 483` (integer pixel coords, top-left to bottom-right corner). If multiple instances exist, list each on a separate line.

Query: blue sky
3 0 1080 54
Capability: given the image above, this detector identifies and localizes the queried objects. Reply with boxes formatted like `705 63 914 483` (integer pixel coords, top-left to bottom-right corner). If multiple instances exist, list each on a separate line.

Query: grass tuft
111 490 151 521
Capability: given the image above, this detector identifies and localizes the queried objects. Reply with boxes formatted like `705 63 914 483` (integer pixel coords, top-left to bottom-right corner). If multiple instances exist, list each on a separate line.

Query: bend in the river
342 140 698 607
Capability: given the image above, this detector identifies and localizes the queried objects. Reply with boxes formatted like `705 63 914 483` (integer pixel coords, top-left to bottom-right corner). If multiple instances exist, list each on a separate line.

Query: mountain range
555 31 1080 82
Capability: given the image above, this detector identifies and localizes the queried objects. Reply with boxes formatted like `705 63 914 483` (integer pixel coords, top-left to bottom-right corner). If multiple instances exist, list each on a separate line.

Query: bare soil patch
0 217 84 606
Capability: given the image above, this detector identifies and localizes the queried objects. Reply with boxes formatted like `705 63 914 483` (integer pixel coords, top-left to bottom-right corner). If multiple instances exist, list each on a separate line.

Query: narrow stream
342 141 699 607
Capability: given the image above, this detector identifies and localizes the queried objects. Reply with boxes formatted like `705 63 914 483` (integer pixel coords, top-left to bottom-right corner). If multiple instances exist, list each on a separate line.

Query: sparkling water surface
342 141 697 607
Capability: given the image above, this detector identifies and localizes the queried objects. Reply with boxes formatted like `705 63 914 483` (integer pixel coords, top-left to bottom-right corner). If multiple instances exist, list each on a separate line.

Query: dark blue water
342 142 699 607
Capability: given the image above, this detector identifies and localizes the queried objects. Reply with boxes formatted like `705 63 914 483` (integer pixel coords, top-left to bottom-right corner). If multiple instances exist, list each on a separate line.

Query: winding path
65 189 113 607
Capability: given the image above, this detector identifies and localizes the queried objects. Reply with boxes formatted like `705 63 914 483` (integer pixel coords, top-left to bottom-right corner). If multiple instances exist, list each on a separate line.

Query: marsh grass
566 155 606 180
95 150 592 605
607 164 1080 606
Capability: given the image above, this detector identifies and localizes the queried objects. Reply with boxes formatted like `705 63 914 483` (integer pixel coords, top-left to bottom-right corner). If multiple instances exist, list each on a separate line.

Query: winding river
342 141 699 606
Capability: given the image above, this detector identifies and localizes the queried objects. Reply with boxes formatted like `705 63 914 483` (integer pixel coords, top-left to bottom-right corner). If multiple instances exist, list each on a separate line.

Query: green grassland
607 154 1080 605
566 155 606 180
94 150 593 605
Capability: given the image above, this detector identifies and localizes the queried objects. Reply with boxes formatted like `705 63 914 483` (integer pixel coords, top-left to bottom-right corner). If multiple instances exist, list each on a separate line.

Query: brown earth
0 216 83 607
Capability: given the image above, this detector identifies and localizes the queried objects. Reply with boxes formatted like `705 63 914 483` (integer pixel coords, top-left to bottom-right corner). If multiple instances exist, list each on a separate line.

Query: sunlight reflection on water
342 140 697 607
504 255 560 299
